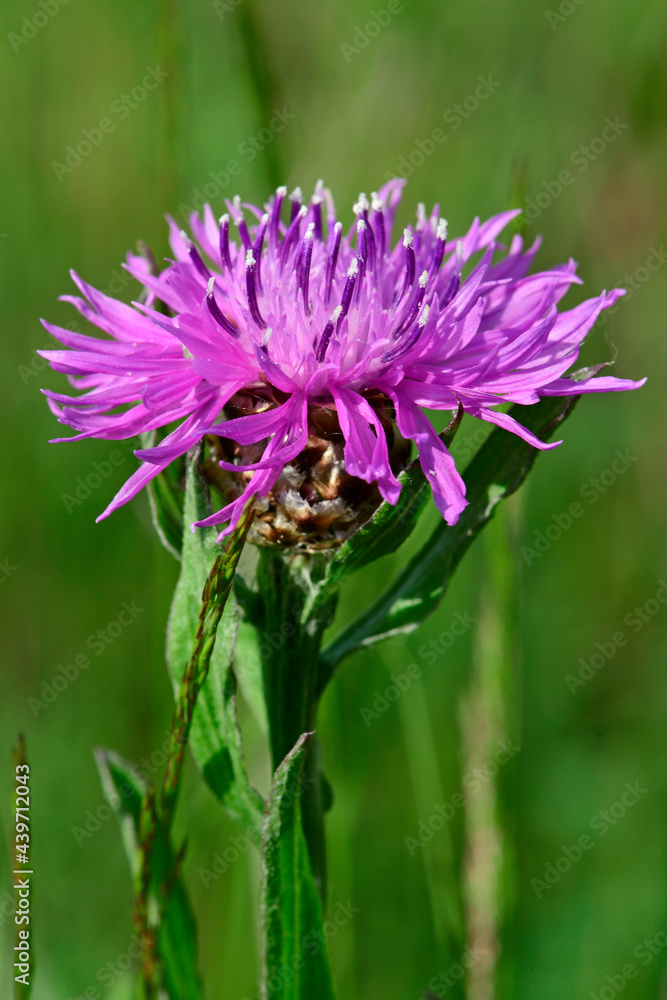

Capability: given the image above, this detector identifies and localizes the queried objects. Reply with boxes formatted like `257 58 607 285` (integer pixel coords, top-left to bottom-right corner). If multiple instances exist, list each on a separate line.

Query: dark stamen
398 229 416 303
383 304 430 363
393 269 429 338
253 213 269 293
180 231 211 281
206 277 239 338
245 250 267 329
371 193 386 263
316 306 342 363
340 259 359 319
310 197 323 241
231 196 252 249
324 221 342 308
355 221 368 304
289 186 303 223
270 186 286 247
280 205 306 268
429 218 448 278
297 223 315 312
441 270 460 307
219 214 233 271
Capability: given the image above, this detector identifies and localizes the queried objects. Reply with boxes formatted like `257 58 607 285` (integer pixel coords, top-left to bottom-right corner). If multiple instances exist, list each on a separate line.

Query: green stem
256 548 338 902
134 505 254 997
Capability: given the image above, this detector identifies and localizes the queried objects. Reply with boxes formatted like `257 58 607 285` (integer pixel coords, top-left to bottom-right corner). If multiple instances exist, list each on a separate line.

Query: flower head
41 180 644 545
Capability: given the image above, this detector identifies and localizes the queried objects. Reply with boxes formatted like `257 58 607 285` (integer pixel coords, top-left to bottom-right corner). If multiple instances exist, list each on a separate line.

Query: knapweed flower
41 180 644 547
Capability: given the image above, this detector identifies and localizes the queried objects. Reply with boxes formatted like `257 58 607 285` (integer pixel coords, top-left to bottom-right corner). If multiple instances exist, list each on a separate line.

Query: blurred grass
0 0 666 997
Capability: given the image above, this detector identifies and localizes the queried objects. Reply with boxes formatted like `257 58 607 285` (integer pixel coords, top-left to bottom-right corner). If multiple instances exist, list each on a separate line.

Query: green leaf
95 749 202 1000
234 618 269 734
302 407 462 624
261 734 337 1000
140 431 184 559
147 467 184 559
319 395 579 682
166 448 263 837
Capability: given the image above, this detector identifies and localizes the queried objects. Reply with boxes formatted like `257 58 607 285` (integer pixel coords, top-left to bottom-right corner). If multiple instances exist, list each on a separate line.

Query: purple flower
41 180 644 537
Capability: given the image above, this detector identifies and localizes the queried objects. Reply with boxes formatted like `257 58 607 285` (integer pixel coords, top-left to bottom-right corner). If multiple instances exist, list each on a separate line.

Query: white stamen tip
418 304 431 326
330 305 343 321
290 186 303 201
297 206 307 219
179 229 191 245
403 228 413 248
246 249 255 267
437 218 448 241
276 185 287 197
348 258 359 277
357 218 367 231
219 213 230 225
305 222 315 239
206 277 215 295
371 193 383 212
419 270 429 287
260 327 273 347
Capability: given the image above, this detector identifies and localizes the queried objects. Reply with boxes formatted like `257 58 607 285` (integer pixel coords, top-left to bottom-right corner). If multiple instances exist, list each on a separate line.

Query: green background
1 0 666 996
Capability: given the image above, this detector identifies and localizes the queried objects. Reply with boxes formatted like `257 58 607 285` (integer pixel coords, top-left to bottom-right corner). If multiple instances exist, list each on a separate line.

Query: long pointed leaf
166 449 263 836
261 734 337 1000
95 749 202 1000
319 395 579 683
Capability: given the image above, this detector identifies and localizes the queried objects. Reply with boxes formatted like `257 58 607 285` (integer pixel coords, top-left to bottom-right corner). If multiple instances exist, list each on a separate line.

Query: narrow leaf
166 448 263 837
319 395 579 682
261 734 337 1000
95 749 202 1000
140 431 184 559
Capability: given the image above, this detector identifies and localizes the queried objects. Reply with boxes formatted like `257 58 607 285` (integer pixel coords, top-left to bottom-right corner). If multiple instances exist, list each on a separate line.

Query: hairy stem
256 548 338 902
134 505 254 997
